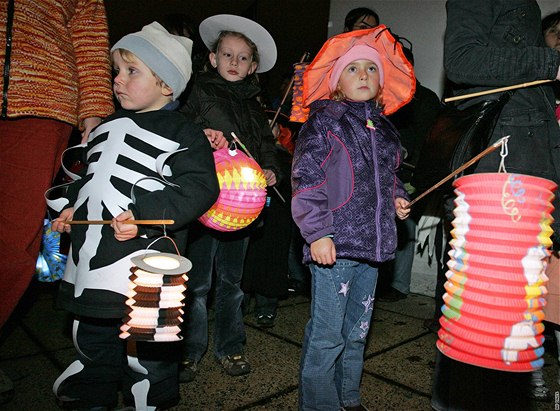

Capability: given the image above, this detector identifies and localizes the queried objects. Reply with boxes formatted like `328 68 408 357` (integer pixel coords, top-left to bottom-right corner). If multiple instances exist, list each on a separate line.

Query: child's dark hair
344 7 379 31
542 11 560 34
211 31 260 67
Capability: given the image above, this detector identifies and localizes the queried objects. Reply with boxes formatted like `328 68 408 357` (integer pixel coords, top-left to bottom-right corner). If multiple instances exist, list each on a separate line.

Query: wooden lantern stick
405 136 509 209
230 132 287 204
443 80 552 103
66 219 175 225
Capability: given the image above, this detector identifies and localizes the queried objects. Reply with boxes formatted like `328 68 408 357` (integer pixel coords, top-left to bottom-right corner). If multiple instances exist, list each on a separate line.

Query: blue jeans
299 259 378 410
183 227 249 361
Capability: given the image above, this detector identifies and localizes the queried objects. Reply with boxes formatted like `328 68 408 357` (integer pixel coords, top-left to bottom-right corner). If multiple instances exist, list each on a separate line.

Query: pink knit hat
302 26 415 116
328 45 384 92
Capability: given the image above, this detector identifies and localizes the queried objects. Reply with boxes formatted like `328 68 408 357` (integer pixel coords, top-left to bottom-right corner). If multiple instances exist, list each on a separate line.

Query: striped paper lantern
437 173 557 372
120 253 191 342
199 147 267 232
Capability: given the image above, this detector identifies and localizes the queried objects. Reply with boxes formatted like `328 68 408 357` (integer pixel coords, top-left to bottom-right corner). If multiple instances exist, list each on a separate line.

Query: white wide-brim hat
199 14 277 73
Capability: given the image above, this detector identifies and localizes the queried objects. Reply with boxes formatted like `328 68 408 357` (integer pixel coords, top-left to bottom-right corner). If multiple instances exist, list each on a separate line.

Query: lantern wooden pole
231 132 287 203
406 136 509 209
66 219 175 225
443 80 552 103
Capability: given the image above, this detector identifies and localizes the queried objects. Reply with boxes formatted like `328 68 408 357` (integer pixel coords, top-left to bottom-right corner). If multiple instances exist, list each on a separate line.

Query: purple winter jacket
291 99 408 264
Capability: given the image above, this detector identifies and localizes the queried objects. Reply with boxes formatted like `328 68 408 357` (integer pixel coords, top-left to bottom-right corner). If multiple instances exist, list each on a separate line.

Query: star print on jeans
338 281 350 296
362 294 374 312
360 321 369 332
360 331 368 339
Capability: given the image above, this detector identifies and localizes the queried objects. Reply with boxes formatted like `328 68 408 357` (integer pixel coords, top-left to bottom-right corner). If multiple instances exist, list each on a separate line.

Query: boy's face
337 59 380 102
209 35 258 82
112 51 173 112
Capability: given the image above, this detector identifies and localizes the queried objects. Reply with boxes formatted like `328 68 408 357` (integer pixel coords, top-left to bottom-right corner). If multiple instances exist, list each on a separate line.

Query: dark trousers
55 317 180 409
183 225 249 360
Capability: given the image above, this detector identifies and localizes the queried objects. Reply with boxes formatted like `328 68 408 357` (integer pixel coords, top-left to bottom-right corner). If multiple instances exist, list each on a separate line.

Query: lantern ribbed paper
120 253 191 342
199 148 267 232
437 173 557 372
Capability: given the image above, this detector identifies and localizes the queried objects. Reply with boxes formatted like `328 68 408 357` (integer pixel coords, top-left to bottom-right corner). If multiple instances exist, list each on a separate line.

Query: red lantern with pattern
438 172 557 372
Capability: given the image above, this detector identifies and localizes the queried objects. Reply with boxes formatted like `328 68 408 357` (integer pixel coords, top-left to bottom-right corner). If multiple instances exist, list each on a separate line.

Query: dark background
104 0 331 101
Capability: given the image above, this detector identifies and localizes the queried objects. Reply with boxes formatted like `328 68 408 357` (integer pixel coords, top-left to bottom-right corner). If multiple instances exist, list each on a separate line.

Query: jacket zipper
2 0 14 118
366 104 383 259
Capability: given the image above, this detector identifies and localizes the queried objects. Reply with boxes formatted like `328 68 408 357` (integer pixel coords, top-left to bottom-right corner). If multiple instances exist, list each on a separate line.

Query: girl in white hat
179 15 282 380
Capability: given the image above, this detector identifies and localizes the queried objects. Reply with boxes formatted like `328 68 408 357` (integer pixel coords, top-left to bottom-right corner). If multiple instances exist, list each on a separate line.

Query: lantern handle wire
144 235 181 257
230 132 287 203
498 138 509 173
405 136 510 209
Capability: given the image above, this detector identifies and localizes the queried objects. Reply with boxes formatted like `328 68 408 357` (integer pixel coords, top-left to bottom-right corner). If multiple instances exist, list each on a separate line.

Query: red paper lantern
437 173 557 372
199 148 267 232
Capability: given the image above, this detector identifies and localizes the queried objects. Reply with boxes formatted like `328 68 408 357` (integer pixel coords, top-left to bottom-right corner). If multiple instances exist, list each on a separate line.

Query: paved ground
1 280 558 410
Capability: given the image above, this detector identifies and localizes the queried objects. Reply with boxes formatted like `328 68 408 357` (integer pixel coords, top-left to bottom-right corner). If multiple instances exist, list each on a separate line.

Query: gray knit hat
112 22 193 100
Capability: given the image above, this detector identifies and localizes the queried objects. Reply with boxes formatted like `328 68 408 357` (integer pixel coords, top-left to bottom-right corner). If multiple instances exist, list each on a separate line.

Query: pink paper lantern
199 148 267 232
437 173 557 372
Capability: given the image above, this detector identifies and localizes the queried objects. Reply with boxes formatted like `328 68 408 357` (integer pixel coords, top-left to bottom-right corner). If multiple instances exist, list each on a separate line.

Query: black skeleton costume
50 106 219 409
55 107 219 318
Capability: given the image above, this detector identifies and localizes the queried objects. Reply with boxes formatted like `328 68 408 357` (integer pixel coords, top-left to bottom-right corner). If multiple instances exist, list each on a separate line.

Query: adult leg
254 293 278 316
378 218 415 302
391 218 416 294
254 293 278 328
0 118 71 327
288 222 310 294
554 330 560 385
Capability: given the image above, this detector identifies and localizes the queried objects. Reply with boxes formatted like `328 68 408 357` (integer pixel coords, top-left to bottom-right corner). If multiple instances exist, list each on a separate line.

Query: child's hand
81 117 102 143
52 208 74 233
263 169 277 186
204 128 228 150
395 197 411 220
310 237 336 266
111 210 138 241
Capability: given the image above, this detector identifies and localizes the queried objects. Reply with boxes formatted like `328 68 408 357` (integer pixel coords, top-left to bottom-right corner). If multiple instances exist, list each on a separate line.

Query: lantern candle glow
120 252 191 342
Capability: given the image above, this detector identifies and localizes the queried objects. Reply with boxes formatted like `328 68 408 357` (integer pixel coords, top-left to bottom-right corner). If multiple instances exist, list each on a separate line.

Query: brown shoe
219 353 251 376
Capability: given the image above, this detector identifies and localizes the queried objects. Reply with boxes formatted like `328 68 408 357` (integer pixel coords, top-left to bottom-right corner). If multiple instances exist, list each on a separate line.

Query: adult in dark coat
431 1 560 409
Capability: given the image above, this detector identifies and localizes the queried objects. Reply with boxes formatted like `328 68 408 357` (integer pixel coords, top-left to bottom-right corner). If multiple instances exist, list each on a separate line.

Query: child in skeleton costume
50 22 219 410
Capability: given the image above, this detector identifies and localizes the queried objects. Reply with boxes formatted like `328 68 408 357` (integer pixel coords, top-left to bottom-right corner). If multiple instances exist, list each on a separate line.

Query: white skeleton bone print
62 118 183 298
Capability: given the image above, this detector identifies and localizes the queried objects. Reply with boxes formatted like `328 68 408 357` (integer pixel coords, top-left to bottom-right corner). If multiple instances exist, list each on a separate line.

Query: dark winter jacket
291 99 408 264
180 70 281 178
445 0 560 181
445 0 560 238
55 106 220 318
